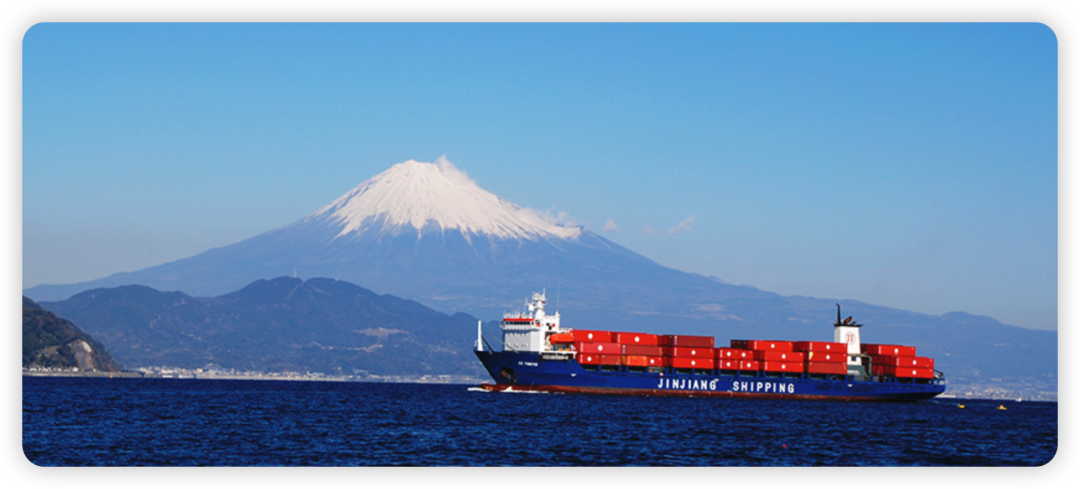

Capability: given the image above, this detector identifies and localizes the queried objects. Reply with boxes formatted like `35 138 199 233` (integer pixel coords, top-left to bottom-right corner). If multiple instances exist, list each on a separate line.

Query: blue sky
22 23 1057 330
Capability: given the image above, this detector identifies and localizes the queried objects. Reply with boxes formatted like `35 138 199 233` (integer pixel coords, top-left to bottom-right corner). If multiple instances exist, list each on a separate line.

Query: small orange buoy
958 404 966 409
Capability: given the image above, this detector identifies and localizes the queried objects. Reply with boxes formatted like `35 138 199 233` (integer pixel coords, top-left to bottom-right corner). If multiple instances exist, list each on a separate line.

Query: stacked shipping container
793 341 848 375
560 330 935 380
731 339 802 373
862 343 935 379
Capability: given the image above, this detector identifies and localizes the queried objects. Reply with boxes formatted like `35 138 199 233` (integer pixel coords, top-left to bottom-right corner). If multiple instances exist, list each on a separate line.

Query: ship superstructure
495 291 570 355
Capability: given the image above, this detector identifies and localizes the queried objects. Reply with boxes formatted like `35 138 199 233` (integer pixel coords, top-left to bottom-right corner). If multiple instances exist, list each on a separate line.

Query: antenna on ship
835 303 859 327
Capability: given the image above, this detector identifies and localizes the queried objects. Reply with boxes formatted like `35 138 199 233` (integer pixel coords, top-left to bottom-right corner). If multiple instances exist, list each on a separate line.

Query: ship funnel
833 303 862 365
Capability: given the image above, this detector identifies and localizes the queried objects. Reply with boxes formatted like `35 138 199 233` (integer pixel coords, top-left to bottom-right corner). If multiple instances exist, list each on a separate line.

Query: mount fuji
25 158 1055 396
27 157 755 326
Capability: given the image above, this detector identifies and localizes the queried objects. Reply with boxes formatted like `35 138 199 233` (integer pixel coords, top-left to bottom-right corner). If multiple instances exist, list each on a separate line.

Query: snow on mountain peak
312 157 582 240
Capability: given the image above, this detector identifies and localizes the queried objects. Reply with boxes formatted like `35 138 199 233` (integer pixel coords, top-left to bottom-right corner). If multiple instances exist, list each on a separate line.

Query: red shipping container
718 359 759 371
602 354 623 365
731 340 795 352
754 350 805 362
578 353 621 365
575 342 621 354
613 332 660 345
660 335 715 348
891 367 935 379
805 362 848 375
670 357 715 369
877 355 935 369
645 356 667 367
623 345 664 356
760 361 804 373
793 341 847 352
571 330 614 343
863 344 917 357
718 358 741 369
716 348 754 360
804 351 847 363
872 364 887 376
622 355 649 367
664 346 716 358
893 346 918 357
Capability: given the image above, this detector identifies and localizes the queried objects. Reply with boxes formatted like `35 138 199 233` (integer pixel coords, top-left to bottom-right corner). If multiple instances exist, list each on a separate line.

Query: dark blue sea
22 376 1056 466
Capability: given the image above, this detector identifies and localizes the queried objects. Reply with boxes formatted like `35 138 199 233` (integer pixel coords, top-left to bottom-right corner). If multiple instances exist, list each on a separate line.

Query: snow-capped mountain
26 157 651 313
311 157 580 241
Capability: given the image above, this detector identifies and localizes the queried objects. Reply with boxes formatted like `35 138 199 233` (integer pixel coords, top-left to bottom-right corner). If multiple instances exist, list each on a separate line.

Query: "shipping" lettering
730 380 794 393
652 377 795 394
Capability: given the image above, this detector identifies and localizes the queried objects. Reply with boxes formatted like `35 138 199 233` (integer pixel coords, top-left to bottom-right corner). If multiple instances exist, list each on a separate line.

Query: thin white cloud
669 216 697 236
602 219 619 233
642 224 658 236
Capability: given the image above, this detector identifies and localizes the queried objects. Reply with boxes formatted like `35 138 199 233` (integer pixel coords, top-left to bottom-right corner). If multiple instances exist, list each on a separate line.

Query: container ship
474 291 946 401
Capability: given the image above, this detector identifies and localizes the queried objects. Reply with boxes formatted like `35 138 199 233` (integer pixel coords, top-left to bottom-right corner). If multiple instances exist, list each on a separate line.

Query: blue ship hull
475 350 946 401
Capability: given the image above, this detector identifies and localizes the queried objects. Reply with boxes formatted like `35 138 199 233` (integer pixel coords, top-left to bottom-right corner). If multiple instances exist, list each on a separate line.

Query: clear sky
22 23 1057 330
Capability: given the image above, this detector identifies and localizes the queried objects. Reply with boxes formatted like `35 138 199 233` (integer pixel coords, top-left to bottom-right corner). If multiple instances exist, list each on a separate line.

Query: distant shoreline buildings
22 365 487 386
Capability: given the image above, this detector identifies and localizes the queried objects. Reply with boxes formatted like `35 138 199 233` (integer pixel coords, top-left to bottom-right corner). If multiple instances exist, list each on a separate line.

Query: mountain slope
39 277 486 377
23 296 121 372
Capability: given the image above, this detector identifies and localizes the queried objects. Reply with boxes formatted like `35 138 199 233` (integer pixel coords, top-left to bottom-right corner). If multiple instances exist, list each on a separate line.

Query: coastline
22 369 488 385
21 370 1055 401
